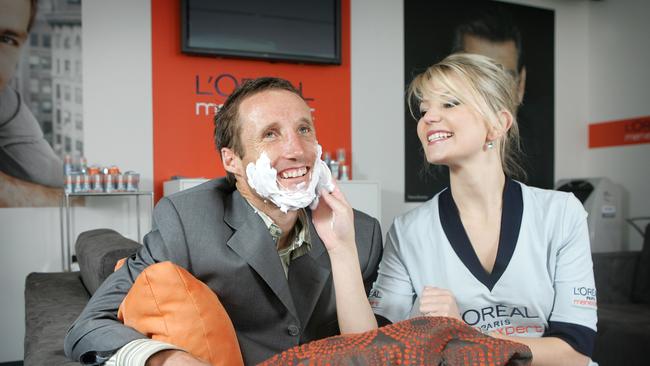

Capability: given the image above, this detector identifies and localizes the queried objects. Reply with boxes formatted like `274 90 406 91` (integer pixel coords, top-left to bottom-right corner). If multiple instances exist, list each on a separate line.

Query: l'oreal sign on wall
589 115 650 148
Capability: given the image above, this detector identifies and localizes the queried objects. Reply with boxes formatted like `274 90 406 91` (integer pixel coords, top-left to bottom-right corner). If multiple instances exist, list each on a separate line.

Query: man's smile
278 166 309 179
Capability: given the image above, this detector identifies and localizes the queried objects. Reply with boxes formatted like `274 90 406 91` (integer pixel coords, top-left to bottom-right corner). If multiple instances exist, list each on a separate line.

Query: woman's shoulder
515 181 586 222
393 189 446 231
516 181 579 208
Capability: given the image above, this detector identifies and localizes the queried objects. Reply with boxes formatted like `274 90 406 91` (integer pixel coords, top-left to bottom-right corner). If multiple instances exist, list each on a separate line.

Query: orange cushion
117 261 244 366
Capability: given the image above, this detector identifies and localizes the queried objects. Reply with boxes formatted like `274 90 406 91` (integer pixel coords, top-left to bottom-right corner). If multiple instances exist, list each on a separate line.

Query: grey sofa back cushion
75 229 141 295
632 223 650 304
593 251 639 304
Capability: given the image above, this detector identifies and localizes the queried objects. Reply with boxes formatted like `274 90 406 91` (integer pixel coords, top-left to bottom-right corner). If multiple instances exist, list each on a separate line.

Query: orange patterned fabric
259 316 532 366
117 261 244 366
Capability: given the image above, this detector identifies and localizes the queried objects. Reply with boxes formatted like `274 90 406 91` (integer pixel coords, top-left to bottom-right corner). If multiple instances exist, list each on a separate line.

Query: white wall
351 0 649 250
350 0 419 234
0 0 152 362
83 0 153 187
586 0 650 249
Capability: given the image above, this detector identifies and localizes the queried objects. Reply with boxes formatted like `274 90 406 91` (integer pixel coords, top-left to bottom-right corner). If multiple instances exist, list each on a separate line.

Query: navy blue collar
438 178 523 291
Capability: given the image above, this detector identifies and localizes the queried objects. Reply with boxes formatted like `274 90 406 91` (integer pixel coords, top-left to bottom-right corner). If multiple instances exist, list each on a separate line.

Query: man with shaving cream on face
65 77 384 366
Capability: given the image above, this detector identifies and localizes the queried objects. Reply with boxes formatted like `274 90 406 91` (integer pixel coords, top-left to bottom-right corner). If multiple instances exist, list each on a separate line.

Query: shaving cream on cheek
246 144 335 213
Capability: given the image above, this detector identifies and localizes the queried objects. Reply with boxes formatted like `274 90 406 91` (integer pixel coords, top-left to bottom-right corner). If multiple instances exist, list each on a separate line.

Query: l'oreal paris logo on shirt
572 287 597 309
462 304 539 326
462 304 543 335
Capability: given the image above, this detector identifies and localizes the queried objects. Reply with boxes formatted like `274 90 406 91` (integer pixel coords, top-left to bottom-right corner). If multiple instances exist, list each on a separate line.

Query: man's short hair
213 77 303 183
451 6 524 73
28 0 38 32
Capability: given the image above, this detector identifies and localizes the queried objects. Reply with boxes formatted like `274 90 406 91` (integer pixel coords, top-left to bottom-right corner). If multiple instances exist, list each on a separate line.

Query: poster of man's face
404 0 555 201
0 0 82 207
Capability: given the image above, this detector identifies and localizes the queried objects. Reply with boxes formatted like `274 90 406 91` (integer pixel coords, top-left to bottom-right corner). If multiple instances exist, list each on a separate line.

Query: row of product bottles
323 148 350 181
64 155 140 194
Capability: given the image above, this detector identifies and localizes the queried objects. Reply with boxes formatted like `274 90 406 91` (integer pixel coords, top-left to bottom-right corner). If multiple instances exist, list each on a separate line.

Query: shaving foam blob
246 144 334 213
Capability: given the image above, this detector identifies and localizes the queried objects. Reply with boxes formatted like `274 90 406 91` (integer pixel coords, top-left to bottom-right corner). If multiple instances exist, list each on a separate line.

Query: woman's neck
448 161 506 217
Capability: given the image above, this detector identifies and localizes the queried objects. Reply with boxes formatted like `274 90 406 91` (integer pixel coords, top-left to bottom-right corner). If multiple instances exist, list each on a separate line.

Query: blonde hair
408 53 525 180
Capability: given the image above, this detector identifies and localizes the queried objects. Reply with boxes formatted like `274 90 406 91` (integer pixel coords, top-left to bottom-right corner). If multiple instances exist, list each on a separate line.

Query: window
75 60 82 76
40 56 51 69
42 120 53 135
42 34 51 48
75 113 82 130
56 84 61 99
56 109 61 125
41 101 53 113
65 137 71 153
30 80 39 93
30 33 38 47
56 134 62 144
64 37 70 49
75 88 82 104
29 55 40 69
64 60 70 73
64 111 71 125
75 35 81 48
56 59 60 74
75 140 83 155
42 83 52 94
64 86 71 101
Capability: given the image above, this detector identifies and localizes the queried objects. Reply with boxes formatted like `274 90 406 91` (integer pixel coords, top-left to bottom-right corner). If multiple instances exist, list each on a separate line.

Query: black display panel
181 0 341 64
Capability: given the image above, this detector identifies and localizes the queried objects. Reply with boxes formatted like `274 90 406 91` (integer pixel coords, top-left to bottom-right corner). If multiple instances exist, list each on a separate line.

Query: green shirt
251 206 311 278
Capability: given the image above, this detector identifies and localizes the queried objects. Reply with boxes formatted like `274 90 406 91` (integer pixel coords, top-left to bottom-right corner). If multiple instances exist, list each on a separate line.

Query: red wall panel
589 116 650 148
151 0 351 201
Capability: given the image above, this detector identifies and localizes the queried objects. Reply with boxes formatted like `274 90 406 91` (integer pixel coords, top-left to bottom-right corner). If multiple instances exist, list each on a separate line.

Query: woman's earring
486 141 495 149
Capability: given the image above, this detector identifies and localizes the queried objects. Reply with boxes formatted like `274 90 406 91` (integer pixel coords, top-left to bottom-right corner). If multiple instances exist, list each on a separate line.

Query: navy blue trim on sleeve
545 320 596 357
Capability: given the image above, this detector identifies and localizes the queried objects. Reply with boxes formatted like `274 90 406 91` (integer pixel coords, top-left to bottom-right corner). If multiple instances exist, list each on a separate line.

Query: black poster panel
404 0 555 202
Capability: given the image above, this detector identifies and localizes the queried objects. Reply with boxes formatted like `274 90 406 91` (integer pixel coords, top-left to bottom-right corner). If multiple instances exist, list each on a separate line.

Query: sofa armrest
592 251 640 304
75 229 141 295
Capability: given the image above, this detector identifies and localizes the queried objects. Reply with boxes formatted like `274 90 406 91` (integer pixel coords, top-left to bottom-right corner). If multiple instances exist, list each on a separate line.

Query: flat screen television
181 0 341 65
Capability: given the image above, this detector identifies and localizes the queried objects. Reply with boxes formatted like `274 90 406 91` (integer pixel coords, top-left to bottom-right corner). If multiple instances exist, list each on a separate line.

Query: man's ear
517 66 527 104
488 110 514 141
221 147 241 175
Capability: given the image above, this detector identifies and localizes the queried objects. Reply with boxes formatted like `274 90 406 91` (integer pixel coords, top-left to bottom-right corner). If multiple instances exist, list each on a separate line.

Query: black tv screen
181 0 341 64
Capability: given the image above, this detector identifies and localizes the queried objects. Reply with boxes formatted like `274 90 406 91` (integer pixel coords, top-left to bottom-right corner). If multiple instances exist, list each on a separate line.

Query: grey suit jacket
64 178 383 365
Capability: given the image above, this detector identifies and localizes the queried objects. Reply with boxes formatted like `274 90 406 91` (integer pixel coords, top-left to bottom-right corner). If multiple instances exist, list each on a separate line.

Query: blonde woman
365 54 597 365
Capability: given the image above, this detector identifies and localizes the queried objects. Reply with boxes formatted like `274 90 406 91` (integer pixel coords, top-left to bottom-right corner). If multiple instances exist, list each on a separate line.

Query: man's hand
145 350 210 366
311 181 356 255
419 286 462 320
